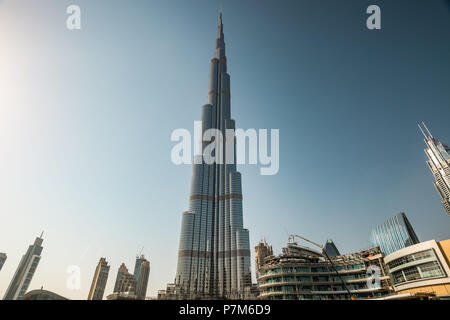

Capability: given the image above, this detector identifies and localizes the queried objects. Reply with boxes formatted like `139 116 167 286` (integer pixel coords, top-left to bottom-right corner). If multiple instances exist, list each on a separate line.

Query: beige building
113 263 136 294
384 239 450 298
255 240 273 281
87 257 110 300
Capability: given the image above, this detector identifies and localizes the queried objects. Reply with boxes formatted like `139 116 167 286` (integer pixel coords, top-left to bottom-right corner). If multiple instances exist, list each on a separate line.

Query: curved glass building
370 212 419 256
174 13 251 299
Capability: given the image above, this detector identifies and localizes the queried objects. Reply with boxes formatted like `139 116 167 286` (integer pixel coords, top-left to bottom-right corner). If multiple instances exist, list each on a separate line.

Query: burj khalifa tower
174 13 252 299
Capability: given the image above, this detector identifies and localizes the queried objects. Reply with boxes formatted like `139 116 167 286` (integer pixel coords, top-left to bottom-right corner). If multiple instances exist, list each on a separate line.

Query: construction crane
288 234 355 300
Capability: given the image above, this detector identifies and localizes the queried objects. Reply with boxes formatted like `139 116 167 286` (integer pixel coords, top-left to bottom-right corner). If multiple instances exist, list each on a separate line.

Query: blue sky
0 0 449 299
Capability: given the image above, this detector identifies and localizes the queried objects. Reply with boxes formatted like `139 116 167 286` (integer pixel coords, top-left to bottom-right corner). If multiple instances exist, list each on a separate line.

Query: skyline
1 0 450 300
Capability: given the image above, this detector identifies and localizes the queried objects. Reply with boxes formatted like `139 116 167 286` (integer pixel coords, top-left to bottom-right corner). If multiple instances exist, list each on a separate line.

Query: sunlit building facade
3 235 44 300
113 263 136 294
87 257 110 300
419 122 450 216
0 253 6 271
174 13 251 299
384 239 450 298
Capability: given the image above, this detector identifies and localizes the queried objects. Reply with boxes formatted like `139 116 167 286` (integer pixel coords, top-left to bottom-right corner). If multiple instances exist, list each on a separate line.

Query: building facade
87 257 110 300
106 292 138 300
418 122 450 216
0 253 6 271
134 254 146 281
255 241 273 282
3 235 44 300
370 212 420 255
257 243 392 300
22 289 68 300
384 239 450 298
324 240 340 257
174 13 251 299
135 258 150 300
113 263 136 294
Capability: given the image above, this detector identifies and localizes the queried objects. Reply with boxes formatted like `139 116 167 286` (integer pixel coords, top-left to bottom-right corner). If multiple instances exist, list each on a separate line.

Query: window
419 261 444 279
388 249 435 270
402 266 421 281
392 271 405 284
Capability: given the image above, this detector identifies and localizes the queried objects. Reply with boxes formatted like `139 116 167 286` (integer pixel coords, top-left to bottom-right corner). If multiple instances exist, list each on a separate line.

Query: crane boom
288 234 355 300
289 234 323 249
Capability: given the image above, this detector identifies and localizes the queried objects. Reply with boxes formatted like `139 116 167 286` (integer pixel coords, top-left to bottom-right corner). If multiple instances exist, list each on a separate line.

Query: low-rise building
384 239 450 299
257 242 392 300
22 289 68 300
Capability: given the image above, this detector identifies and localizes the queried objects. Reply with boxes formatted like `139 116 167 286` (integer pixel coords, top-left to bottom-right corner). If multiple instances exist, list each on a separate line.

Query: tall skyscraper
0 253 6 271
3 234 44 300
135 259 150 300
133 254 146 281
370 212 419 255
87 257 110 300
418 122 450 216
113 263 136 294
174 13 251 299
324 240 340 257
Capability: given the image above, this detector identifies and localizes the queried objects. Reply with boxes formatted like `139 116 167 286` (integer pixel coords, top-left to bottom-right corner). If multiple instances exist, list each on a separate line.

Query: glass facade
174 13 251 299
3 236 43 300
324 240 340 257
136 260 150 299
419 123 450 216
370 212 419 255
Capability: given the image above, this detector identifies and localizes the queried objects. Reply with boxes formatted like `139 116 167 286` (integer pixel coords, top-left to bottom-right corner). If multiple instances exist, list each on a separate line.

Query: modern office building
384 239 450 298
3 234 44 300
87 257 110 300
257 242 392 300
135 258 150 300
173 12 251 299
133 254 146 281
324 240 340 257
0 253 6 271
370 212 420 255
113 263 136 294
418 122 450 216
22 289 69 300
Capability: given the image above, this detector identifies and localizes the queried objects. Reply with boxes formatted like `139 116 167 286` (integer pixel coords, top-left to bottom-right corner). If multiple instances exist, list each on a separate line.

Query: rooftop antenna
422 121 433 138
418 123 427 139
39 231 44 238
139 246 144 256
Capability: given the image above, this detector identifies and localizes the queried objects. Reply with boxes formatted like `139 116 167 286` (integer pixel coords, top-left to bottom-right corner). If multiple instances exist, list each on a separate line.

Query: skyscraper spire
218 9 224 39
422 121 433 138
215 10 226 64
420 124 450 216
